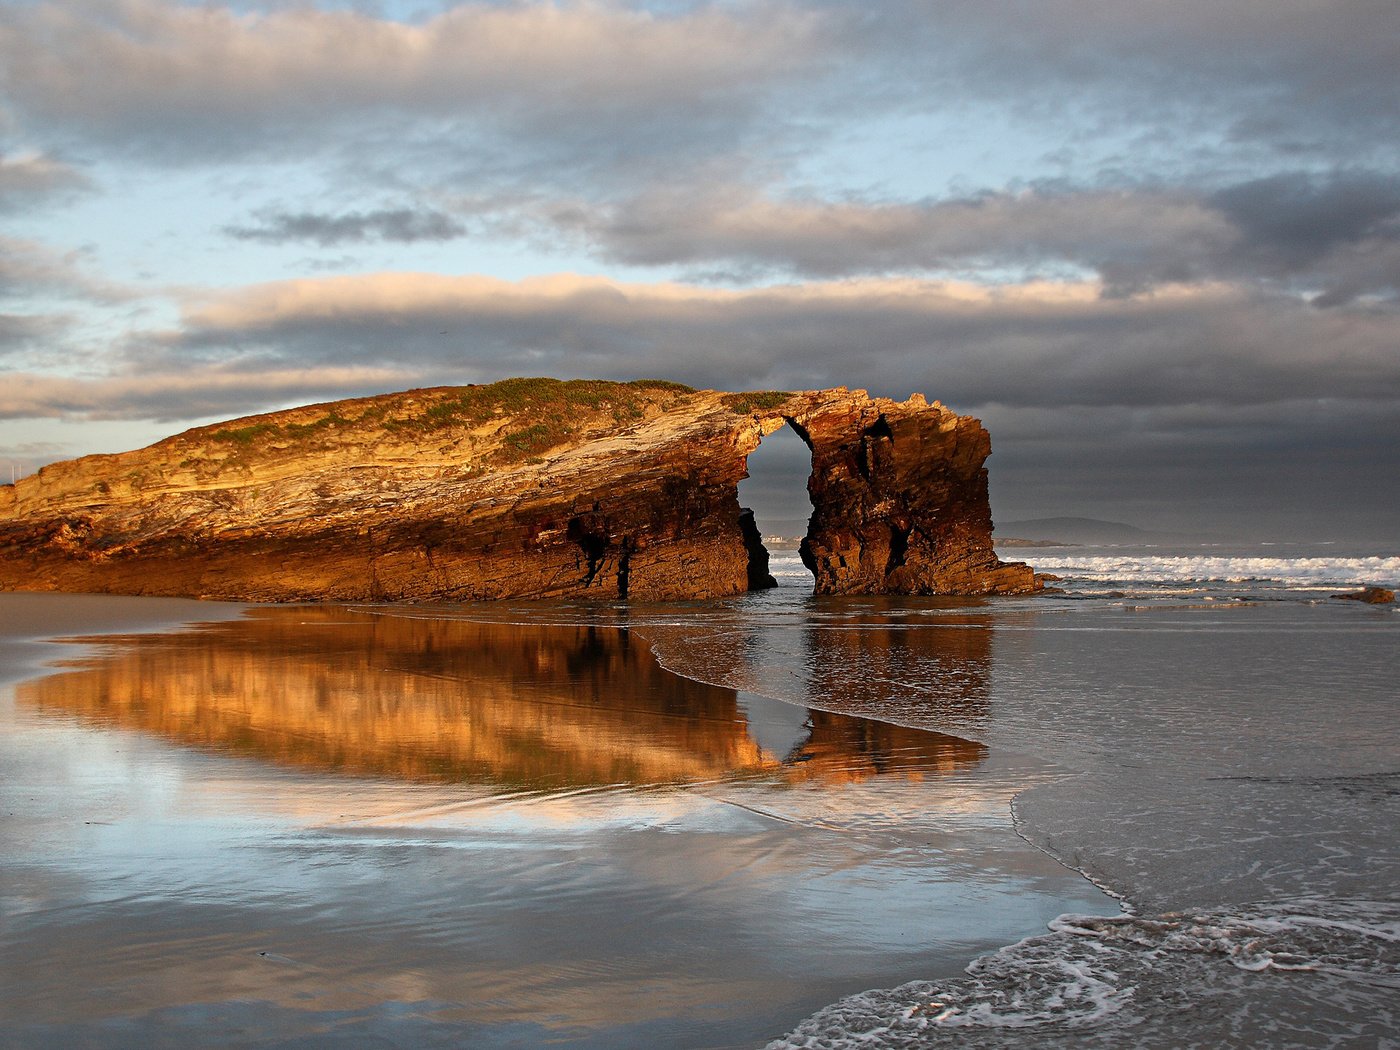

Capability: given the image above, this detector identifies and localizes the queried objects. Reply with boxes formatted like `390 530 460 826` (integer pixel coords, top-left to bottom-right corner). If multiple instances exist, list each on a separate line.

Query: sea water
714 545 1399 1048
1 542 1397 1048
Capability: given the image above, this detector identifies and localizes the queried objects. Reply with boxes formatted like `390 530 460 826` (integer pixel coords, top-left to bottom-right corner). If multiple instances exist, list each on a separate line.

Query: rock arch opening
738 421 816 590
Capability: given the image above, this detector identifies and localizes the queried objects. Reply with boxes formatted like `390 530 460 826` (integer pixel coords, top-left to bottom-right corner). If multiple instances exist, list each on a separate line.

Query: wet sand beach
0 593 1112 1049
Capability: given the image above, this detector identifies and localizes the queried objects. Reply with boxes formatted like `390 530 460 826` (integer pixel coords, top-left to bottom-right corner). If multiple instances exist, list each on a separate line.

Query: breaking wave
1031 554 1400 584
1027 553 1400 598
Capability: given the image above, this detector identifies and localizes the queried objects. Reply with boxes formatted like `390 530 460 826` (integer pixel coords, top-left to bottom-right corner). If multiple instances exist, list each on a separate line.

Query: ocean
751 546 1400 1047
1 542 1396 1047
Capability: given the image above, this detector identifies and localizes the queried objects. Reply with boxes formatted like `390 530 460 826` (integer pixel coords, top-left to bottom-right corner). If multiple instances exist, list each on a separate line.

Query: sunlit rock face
794 392 1037 596
0 378 1037 600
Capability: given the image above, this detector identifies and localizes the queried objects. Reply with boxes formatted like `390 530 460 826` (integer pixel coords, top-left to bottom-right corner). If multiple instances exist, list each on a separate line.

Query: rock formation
1331 586 1395 604
0 378 1038 601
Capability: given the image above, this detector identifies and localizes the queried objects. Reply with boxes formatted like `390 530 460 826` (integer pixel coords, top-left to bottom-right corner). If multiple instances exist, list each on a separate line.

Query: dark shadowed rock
0 379 1038 602
1331 586 1396 604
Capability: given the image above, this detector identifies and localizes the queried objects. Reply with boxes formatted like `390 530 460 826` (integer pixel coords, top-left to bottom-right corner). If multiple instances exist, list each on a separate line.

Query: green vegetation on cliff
722 391 792 415
204 378 701 462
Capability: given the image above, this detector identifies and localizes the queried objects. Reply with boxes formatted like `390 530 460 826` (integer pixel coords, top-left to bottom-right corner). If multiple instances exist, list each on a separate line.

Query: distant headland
0 378 1039 602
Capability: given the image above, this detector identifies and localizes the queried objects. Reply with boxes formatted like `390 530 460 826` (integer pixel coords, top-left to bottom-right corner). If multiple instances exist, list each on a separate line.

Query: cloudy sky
3 0 1398 542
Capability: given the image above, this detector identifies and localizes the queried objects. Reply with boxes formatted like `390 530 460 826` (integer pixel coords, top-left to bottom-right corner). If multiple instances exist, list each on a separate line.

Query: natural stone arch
0 382 1038 601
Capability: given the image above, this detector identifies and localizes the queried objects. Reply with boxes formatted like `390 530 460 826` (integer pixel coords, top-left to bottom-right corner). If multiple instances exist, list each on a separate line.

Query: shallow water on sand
4 542 1396 1049
703 553 1400 1048
0 594 1111 1049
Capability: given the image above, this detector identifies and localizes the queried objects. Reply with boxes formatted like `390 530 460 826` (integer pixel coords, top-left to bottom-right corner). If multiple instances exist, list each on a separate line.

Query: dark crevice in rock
739 508 777 591
617 537 633 598
885 523 910 575
856 414 893 482
567 516 609 587
863 415 893 442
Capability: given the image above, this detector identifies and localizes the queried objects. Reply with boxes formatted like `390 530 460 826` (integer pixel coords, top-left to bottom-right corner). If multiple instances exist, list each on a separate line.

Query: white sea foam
770 899 1400 1049
1028 554 1400 589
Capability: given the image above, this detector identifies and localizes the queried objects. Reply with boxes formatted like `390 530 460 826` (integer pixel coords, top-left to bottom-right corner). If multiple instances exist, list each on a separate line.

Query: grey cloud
15 269 1400 545
225 207 467 246
540 174 1400 302
152 274 1400 412
1210 172 1400 304
853 0 1400 162
981 399 1400 543
7 0 1395 257
1213 173 1400 263
0 311 67 356
0 0 827 164
0 236 135 303
0 152 92 210
0 237 99 298
552 185 1232 287
0 363 413 422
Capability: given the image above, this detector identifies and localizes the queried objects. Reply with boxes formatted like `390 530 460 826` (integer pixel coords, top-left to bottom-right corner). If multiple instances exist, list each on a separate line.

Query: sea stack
0 379 1038 602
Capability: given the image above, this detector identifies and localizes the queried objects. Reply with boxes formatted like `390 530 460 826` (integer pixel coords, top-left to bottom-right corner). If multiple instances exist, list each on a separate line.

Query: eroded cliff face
795 391 1037 595
0 378 1037 601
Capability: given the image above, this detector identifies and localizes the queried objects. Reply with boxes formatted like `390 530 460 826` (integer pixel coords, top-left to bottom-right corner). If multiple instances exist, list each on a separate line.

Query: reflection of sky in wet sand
0 596 1114 1049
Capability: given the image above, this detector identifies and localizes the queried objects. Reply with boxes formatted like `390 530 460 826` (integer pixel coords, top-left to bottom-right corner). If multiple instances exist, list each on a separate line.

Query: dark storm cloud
225 207 467 246
1211 172 1400 305
1214 173 1400 263
981 399 1400 542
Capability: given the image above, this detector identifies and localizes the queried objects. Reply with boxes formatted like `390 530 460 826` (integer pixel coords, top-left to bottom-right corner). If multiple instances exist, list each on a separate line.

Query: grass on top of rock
203 378 699 461
405 378 696 432
722 391 792 414
210 422 279 445
479 380 699 463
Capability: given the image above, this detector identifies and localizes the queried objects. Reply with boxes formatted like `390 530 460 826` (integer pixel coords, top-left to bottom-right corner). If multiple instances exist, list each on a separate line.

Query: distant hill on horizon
995 516 1191 546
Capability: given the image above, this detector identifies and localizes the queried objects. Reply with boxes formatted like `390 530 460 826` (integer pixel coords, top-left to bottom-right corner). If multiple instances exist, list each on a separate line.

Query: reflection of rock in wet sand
792 711 984 783
803 603 995 721
20 606 985 787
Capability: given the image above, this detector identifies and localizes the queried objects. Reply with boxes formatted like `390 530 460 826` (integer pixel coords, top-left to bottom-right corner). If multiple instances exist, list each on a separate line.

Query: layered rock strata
0 378 1037 601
